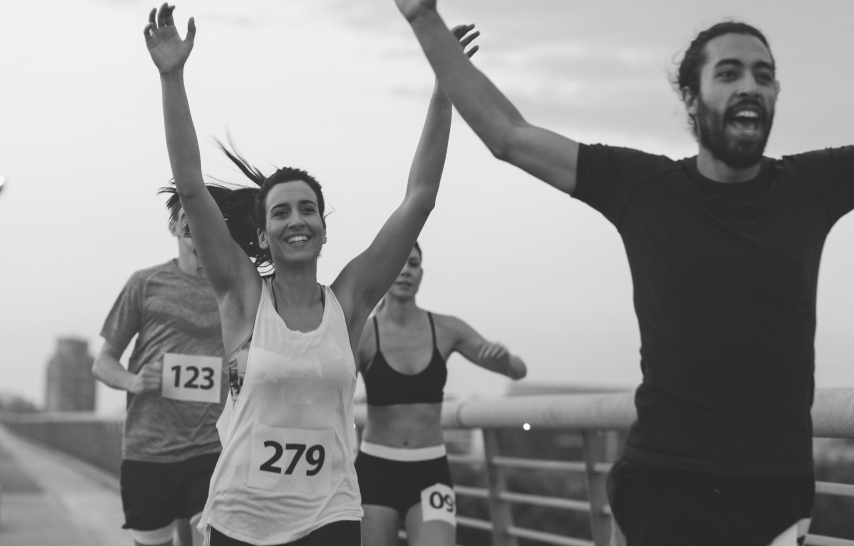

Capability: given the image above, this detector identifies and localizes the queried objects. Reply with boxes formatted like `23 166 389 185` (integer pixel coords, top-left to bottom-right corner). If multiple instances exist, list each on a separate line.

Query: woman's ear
257 228 269 249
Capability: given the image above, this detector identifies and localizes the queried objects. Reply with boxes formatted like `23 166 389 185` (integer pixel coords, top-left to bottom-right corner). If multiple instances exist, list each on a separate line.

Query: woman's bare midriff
362 402 444 449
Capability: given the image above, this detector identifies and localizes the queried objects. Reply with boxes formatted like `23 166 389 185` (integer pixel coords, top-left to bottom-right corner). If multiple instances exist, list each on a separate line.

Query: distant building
45 337 96 412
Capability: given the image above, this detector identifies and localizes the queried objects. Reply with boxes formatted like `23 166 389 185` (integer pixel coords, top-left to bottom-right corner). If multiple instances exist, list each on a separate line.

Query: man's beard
695 96 774 169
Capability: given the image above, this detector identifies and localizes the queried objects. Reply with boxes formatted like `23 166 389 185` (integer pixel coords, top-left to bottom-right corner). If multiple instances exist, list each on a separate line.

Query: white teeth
735 111 759 118
286 235 308 243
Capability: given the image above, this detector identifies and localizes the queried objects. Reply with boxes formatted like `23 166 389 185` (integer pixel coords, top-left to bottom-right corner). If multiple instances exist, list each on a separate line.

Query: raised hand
450 24 480 58
395 0 437 22
144 3 196 75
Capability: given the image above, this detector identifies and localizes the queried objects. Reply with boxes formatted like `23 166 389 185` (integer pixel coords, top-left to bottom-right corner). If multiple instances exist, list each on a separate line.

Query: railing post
582 430 613 546
482 428 518 546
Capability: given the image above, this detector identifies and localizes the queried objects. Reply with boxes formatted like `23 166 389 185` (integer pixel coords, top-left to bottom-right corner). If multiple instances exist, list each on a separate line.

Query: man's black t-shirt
574 144 854 476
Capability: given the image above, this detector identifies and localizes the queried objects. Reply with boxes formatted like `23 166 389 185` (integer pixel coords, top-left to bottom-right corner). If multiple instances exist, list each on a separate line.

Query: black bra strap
427 312 437 348
373 315 381 352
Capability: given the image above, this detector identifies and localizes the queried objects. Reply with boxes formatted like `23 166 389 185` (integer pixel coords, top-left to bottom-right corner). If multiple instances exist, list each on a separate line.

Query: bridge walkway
0 425 131 545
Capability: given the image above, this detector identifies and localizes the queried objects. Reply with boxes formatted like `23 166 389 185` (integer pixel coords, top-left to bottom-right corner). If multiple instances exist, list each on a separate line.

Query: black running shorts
210 521 360 546
607 457 814 546
120 452 219 531
355 450 453 517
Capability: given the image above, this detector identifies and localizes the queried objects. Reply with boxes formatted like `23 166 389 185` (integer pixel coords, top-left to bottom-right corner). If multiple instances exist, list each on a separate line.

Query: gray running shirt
101 260 226 462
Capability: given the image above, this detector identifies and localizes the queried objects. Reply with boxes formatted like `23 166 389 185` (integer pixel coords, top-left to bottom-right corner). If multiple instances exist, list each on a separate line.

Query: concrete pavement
0 424 131 546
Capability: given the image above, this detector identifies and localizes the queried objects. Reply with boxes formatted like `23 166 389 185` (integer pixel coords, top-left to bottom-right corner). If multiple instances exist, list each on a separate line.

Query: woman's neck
379 294 421 326
271 262 320 309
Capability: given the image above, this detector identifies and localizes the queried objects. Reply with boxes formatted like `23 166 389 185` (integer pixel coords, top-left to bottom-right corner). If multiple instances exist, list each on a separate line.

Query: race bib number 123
247 424 334 496
162 353 222 404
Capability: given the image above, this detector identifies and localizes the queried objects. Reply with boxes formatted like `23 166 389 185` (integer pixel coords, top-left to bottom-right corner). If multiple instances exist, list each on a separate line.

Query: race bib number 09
162 353 222 404
421 483 456 525
247 424 334 495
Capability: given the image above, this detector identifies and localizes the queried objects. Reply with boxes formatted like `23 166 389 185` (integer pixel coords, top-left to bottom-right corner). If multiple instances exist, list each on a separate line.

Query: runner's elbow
488 140 512 162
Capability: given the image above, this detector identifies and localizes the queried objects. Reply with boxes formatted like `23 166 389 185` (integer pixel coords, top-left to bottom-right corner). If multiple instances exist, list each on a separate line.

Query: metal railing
0 411 124 476
355 388 854 546
3 389 854 545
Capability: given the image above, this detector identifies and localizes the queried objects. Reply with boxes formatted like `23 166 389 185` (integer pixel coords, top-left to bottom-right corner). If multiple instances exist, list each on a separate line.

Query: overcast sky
2 0 853 415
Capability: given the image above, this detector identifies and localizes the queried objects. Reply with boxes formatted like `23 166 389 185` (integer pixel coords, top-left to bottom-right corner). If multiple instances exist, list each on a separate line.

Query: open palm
144 3 196 75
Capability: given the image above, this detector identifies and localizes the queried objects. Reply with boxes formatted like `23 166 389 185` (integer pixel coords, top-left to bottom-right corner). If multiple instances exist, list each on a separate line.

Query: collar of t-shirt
682 156 773 204
169 258 208 284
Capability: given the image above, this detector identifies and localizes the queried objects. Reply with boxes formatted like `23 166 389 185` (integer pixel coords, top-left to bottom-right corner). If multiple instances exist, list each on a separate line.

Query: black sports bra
363 312 447 406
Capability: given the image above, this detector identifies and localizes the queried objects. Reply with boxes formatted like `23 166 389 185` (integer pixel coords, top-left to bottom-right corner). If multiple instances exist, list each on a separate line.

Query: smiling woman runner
355 243 527 546
143 4 478 545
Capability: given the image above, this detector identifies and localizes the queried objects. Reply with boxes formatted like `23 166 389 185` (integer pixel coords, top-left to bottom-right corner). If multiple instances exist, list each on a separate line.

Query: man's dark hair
674 21 775 134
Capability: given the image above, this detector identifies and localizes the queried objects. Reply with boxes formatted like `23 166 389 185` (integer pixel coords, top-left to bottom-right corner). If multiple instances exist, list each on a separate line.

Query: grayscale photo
1 1 854 545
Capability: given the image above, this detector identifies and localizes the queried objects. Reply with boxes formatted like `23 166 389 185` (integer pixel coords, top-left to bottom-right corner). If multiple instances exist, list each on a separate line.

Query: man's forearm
92 354 134 391
408 10 526 159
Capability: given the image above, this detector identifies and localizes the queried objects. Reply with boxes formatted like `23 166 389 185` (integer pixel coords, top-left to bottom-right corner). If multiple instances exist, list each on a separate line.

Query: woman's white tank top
199 280 362 545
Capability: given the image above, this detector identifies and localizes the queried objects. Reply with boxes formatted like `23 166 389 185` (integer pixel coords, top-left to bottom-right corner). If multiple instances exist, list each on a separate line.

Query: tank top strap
427 312 437 349
373 315 382 352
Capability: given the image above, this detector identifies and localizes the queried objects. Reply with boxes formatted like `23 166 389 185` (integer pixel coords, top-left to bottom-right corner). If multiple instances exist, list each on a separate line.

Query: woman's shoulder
427 311 470 338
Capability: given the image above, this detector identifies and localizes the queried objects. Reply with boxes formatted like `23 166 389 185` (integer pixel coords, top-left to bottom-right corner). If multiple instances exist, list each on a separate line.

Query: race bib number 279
162 353 222 404
247 424 334 496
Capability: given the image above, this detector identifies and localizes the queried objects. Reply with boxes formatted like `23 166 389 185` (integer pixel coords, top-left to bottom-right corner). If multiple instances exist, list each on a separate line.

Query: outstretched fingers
459 31 479 49
156 2 170 29
186 16 196 45
143 7 156 40
165 4 176 27
450 24 480 58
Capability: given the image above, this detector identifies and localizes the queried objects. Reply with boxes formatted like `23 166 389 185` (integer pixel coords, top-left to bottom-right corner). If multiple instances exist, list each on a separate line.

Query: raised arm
144 4 259 301
396 1 579 195
445 315 527 379
333 26 477 342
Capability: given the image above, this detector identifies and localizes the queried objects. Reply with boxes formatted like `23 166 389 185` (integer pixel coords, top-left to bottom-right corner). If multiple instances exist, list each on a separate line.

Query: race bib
247 424 334 495
162 353 222 404
421 483 456 525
